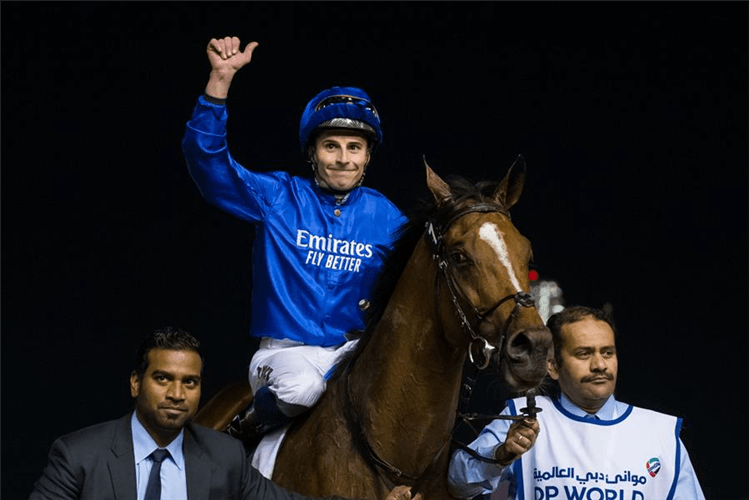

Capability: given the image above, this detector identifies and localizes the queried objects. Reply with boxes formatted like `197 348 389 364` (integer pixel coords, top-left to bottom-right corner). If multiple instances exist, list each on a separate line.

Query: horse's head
425 156 552 393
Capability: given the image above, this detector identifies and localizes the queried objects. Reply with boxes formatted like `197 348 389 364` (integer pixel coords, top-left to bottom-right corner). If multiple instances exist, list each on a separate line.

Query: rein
345 202 541 492
451 367 542 465
343 366 440 488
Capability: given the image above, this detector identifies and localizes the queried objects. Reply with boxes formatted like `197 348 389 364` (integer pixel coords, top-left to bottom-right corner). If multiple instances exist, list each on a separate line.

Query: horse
195 157 552 499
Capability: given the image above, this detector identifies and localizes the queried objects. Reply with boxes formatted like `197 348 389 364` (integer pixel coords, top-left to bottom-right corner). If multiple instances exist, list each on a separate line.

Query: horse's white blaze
479 222 523 292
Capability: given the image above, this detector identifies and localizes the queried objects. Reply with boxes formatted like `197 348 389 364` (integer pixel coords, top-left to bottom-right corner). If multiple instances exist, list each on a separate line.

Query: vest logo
645 457 661 477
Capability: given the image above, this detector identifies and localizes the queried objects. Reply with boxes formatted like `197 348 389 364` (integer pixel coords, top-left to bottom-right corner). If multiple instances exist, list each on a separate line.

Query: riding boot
226 406 270 442
225 386 290 442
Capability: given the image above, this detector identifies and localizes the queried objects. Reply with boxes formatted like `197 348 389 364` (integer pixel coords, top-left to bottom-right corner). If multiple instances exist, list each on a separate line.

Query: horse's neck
349 239 466 474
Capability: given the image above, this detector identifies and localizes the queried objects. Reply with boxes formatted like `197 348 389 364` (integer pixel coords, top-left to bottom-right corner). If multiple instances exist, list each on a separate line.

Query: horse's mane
327 175 504 382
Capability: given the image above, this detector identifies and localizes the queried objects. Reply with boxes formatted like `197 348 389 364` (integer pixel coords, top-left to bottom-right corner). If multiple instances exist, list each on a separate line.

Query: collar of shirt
558 393 627 420
130 412 186 471
311 177 363 206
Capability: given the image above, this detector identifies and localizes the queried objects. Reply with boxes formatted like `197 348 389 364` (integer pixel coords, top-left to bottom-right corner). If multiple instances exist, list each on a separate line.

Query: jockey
181 36 407 439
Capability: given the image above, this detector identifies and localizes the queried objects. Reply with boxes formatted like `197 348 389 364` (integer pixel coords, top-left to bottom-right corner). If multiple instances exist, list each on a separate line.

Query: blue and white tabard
509 396 681 500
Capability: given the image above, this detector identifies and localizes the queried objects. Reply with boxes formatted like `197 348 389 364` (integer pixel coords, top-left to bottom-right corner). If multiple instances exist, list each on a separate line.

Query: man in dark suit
29 327 417 500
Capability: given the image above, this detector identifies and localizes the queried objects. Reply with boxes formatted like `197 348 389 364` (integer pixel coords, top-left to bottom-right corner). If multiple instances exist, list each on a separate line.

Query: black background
2 3 747 499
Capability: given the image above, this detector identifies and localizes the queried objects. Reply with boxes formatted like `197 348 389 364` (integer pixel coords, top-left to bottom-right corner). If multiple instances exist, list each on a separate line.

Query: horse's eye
449 251 470 265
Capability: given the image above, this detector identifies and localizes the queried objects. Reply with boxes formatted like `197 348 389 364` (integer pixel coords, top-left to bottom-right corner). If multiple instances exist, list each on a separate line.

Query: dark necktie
144 449 170 500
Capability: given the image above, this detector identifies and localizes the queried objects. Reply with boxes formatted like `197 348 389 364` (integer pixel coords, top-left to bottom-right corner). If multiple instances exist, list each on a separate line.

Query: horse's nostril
506 328 552 361
508 332 531 357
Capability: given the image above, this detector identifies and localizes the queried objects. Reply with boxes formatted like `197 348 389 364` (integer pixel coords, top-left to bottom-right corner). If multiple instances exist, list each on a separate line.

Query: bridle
344 201 542 492
426 202 536 369
431 204 544 470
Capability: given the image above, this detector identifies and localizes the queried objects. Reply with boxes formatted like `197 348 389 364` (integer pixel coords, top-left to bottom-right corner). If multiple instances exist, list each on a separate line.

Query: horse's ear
493 155 526 209
425 156 452 206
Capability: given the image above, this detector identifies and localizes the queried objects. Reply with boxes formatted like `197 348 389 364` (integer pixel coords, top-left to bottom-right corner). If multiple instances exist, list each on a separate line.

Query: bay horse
196 157 552 499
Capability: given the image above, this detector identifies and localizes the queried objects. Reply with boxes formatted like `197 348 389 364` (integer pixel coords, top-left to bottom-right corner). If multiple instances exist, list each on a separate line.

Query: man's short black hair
133 326 202 378
546 306 616 365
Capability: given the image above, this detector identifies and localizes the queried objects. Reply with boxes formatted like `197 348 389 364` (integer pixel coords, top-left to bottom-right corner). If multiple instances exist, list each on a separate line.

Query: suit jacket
29 413 319 500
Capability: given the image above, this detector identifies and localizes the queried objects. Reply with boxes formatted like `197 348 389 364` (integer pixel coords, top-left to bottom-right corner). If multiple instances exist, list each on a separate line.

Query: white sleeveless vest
508 396 682 500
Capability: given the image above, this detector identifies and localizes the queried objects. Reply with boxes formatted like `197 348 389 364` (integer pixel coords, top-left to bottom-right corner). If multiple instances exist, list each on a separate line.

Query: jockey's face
547 317 618 414
130 348 202 446
312 130 370 192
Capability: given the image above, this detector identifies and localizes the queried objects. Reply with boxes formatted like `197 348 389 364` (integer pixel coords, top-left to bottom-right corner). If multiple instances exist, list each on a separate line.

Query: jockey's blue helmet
299 86 383 154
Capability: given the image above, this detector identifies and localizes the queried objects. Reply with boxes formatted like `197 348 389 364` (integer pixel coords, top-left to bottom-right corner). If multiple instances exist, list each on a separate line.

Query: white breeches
248 337 359 415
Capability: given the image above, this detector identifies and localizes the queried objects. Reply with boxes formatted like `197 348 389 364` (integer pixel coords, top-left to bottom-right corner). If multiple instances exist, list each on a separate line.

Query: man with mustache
29 327 418 500
447 306 705 500
181 36 406 442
